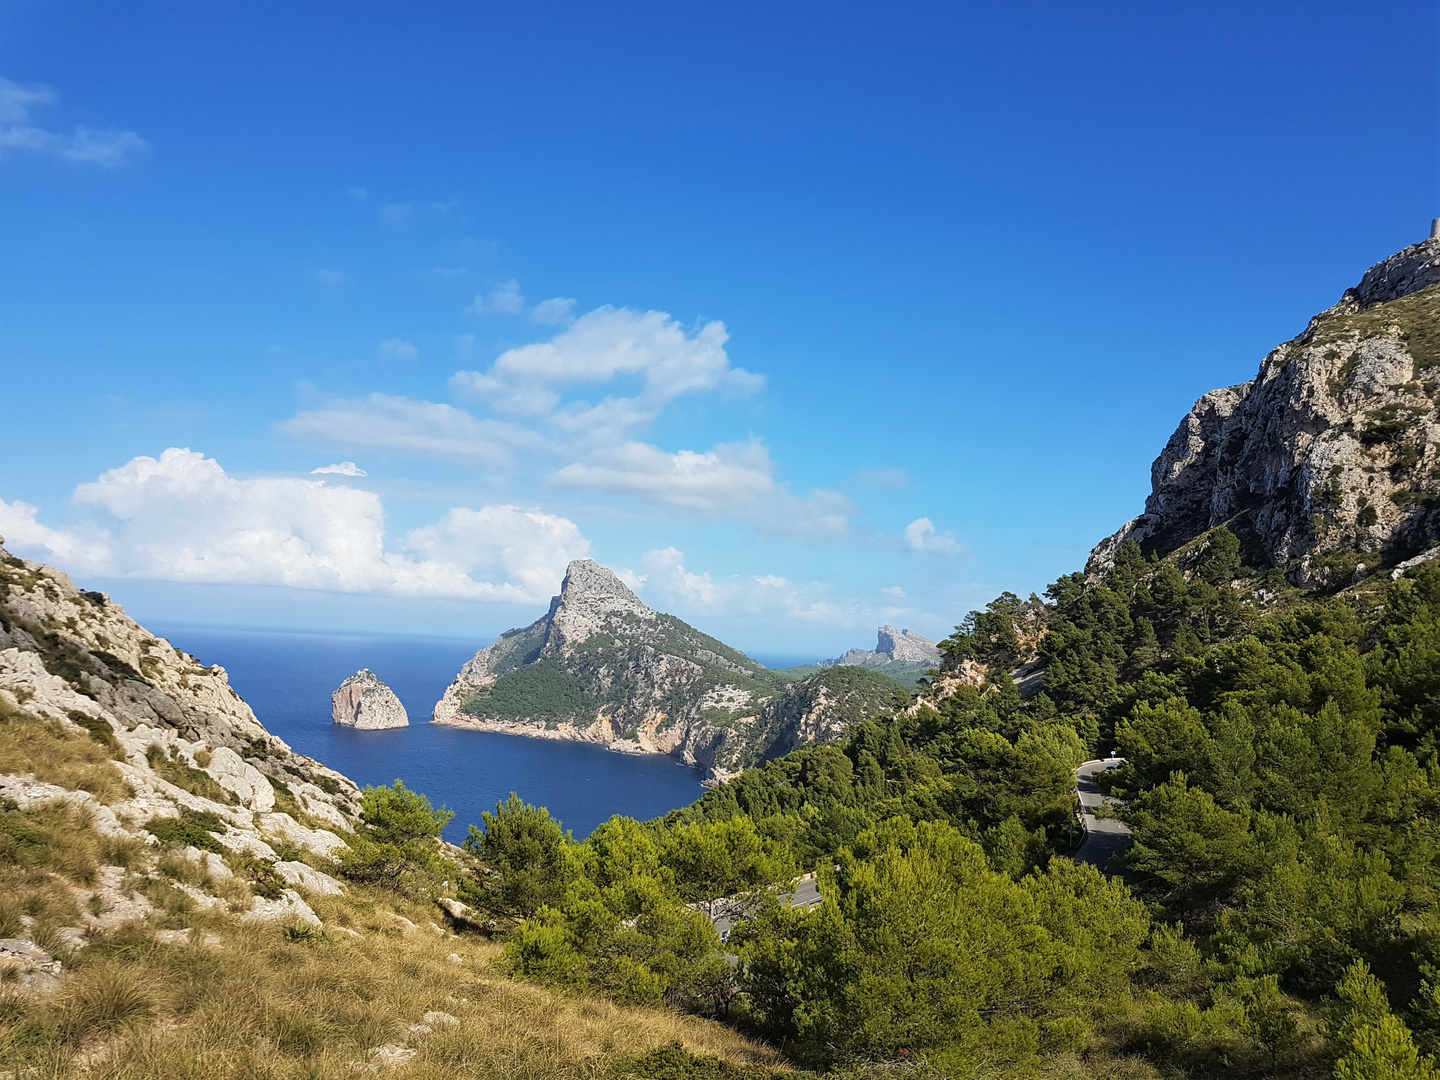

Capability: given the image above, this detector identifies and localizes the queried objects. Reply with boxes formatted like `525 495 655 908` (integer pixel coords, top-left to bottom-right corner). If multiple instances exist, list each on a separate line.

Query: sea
153 626 814 843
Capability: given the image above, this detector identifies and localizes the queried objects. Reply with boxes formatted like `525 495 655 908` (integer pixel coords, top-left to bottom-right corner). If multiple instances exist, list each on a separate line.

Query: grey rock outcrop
1089 228 1440 586
877 625 941 665
332 669 409 729
0 939 63 996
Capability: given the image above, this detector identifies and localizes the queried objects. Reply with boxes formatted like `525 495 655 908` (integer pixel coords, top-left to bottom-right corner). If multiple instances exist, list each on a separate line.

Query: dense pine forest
320 526 1439 1077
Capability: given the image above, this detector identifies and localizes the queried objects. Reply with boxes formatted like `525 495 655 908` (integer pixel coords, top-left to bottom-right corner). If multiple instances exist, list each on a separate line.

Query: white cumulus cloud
280 304 849 534
0 498 111 569
530 297 576 325
311 462 367 477
1 449 587 603
552 439 850 536
621 547 854 624
0 76 147 167
404 506 589 604
450 306 762 440
903 517 965 556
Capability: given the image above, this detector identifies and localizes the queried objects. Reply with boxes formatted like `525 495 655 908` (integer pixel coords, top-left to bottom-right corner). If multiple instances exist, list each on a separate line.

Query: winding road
1073 757 1131 875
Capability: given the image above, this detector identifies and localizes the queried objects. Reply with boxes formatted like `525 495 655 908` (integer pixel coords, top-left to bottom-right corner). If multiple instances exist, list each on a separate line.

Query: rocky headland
332 668 408 729
818 624 940 687
431 560 904 783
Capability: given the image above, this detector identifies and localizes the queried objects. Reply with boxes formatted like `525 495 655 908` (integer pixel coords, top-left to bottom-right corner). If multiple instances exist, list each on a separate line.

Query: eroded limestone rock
332 669 408 729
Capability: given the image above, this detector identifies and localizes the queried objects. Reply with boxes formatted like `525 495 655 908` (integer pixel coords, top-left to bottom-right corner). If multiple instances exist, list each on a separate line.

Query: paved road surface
711 873 821 942
1073 757 1131 875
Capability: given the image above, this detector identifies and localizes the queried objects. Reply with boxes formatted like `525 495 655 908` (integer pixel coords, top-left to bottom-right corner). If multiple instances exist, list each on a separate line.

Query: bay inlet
155 626 709 843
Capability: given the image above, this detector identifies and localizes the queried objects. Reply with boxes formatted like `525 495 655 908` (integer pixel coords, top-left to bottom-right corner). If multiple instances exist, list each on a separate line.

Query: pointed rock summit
332 669 408 729
546 559 656 650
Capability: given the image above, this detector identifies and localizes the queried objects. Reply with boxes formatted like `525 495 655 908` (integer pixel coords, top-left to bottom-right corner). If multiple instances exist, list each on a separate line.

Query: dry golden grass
0 699 130 804
0 881 789 1079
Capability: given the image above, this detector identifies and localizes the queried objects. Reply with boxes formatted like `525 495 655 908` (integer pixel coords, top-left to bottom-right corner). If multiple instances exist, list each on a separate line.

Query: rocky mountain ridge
1090 226 1440 588
432 560 904 782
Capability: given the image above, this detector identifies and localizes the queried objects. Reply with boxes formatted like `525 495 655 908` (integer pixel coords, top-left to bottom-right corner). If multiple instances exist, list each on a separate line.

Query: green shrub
145 809 227 854
462 794 573 921
145 743 235 804
281 922 324 944
337 780 454 895
233 856 286 900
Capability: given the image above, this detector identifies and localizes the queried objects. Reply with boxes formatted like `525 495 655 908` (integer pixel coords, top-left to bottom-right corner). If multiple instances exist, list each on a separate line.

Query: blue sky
1 1 1436 656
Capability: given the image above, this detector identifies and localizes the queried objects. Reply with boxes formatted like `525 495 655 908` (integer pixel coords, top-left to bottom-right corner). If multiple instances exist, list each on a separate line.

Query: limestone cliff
432 560 903 782
1090 227 1440 587
332 669 409 729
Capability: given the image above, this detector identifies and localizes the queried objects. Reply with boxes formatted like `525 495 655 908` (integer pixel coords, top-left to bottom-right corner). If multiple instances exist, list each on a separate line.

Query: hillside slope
1 541 362 875
0 538 790 1077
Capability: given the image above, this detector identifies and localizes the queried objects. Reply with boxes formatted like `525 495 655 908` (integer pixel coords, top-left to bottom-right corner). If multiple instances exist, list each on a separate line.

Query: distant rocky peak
876 625 941 664
548 559 656 646
821 625 941 669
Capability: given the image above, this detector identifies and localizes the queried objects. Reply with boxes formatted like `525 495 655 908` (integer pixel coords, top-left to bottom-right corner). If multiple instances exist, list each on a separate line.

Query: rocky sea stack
332 669 408 729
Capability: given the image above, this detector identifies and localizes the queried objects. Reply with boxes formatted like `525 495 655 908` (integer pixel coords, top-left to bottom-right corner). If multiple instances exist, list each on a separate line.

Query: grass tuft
144 743 235 804
55 964 156 1041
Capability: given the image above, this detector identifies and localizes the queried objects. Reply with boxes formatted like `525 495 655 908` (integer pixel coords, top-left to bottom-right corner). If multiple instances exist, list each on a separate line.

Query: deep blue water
152 625 709 842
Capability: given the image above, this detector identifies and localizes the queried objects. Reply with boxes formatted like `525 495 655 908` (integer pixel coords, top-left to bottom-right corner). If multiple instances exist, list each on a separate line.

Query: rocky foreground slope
0 538 364 948
432 560 904 783
1091 225 1440 587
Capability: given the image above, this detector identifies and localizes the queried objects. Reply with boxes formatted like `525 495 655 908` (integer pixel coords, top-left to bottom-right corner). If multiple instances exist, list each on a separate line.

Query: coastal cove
154 625 708 842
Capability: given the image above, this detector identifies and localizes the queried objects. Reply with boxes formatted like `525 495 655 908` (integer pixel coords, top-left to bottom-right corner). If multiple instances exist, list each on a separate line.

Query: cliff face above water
431 560 904 783
1090 230 1440 587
